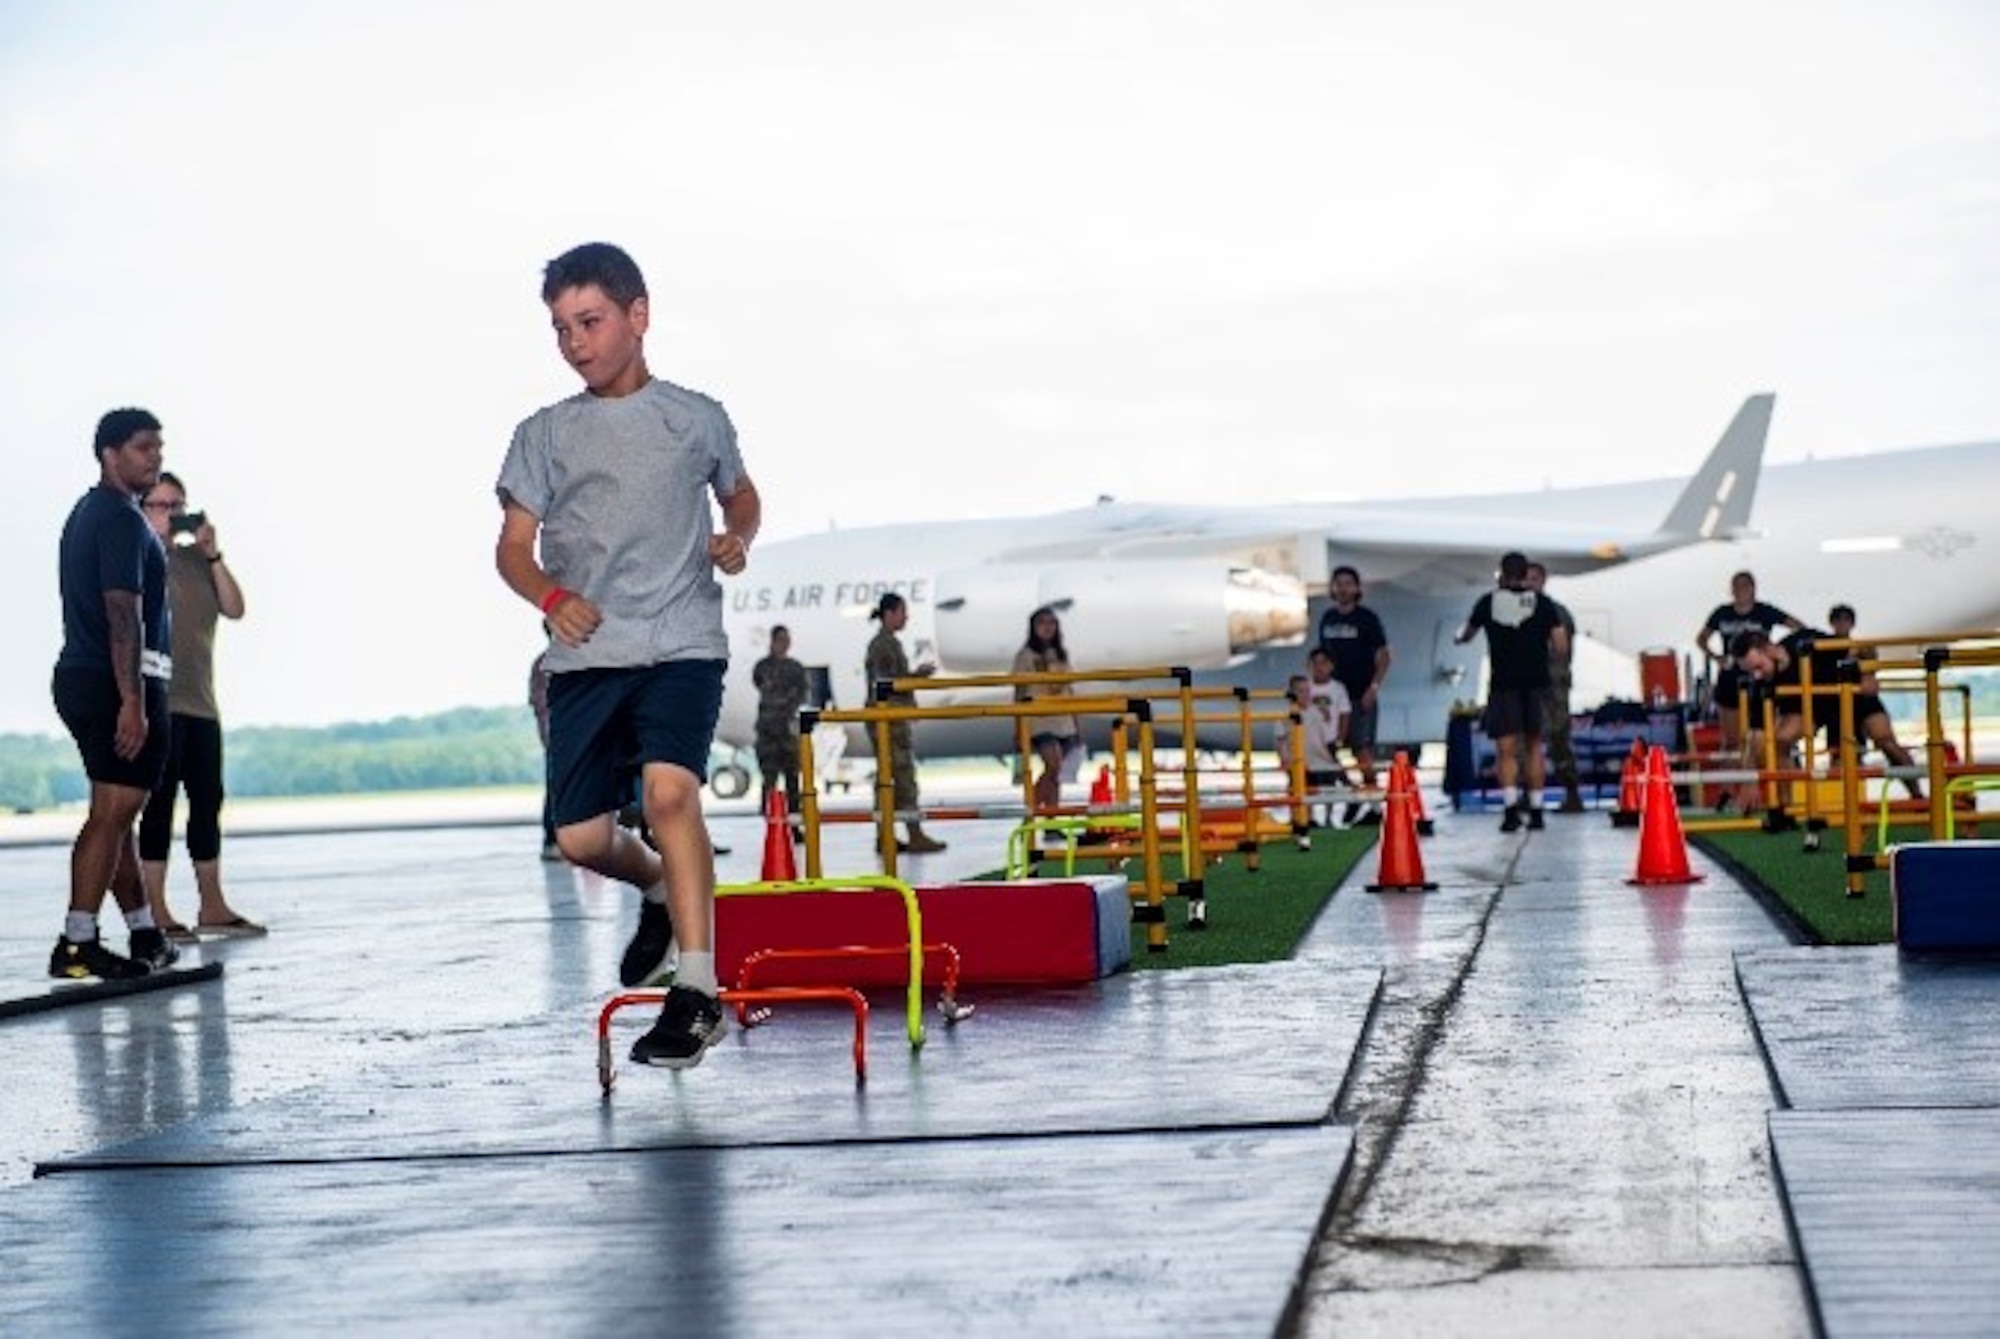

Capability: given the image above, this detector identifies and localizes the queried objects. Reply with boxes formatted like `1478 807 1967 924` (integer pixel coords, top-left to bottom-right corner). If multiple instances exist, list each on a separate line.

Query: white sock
676 951 717 996
125 906 157 931
640 880 668 906
65 912 97 943
1502 786 1520 808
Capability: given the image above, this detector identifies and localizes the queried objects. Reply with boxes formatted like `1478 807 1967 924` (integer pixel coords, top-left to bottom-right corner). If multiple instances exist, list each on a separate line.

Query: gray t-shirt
496 378 745 672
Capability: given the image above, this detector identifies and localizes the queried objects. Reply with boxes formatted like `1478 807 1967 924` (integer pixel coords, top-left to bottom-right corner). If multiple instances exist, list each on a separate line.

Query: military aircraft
705 389 1989 793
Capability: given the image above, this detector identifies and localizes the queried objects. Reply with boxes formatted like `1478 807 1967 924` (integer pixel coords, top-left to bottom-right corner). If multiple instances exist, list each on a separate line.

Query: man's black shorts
1712 666 1746 711
52 668 170 790
1482 687 1544 741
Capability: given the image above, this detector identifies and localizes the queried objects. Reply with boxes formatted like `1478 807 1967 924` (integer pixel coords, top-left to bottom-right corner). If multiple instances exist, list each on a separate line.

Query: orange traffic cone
1390 751 1435 837
1366 770 1437 892
1629 745 1703 886
1610 740 1646 829
761 788 798 882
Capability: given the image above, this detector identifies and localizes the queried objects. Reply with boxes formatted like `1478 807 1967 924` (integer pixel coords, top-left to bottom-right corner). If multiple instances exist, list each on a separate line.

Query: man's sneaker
1525 808 1546 831
629 985 726 1069
1354 807 1384 827
1499 805 1524 833
618 898 677 987
129 927 181 971
49 936 150 981
904 832 948 854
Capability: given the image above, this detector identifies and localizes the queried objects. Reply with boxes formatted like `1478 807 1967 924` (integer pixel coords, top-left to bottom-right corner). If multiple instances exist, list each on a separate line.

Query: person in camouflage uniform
751 625 810 823
863 592 945 853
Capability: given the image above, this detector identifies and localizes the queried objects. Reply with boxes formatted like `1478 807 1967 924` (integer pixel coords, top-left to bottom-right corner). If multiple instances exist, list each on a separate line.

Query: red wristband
538 587 571 616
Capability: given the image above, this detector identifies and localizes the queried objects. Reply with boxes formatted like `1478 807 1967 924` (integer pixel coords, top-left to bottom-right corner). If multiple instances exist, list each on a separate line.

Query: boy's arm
495 498 600 647
709 477 762 575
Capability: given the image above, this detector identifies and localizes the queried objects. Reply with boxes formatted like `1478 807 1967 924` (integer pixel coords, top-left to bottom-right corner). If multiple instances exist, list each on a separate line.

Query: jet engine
932 560 1307 671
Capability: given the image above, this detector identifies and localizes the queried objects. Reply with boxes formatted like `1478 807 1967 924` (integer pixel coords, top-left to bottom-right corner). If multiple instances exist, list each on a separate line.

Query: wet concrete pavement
1289 815 1816 1336
1 795 1994 1334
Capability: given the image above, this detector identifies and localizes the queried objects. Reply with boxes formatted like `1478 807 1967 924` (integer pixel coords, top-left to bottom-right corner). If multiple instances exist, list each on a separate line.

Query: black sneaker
1340 802 1362 827
1499 805 1524 833
129 927 180 971
49 936 150 981
629 985 726 1069
1354 808 1384 827
618 898 677 988
1525 808 1546 831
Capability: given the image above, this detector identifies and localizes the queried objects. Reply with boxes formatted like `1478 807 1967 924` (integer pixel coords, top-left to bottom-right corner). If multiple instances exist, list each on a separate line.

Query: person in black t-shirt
1728 626 1826 812
49 408 184 981
1455 552 1568 832
1315 565 1392 824
1696 570 1802 751
1822 604 1923 799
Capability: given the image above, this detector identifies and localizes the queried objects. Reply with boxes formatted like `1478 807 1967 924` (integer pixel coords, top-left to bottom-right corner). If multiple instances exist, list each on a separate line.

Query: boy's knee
554 816 617 866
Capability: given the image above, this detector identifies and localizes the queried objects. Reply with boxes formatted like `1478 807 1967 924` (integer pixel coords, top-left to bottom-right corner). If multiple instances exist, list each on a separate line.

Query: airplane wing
983 394 1774 592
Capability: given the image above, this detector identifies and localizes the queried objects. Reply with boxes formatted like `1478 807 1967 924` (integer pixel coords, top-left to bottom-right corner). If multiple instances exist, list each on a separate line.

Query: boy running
495 243 761 1070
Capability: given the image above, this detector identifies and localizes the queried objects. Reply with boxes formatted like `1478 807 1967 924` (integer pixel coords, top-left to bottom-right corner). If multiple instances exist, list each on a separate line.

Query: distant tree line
3 672 1999 814
0 705 543 813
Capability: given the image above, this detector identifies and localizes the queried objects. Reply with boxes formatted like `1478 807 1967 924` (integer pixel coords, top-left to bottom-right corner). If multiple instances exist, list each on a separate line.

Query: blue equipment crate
1891 841 2000 952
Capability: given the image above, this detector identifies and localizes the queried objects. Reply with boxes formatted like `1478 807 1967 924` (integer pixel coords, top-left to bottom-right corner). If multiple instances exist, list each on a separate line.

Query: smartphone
170 510 207 536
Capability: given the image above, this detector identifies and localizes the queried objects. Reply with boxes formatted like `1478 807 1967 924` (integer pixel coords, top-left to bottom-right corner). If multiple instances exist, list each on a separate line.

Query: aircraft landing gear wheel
711 763 751 800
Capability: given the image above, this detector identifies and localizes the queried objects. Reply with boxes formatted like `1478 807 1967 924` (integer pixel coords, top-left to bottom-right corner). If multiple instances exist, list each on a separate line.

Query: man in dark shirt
50 408 183 980
1727 625 1825 813
1315 565 1392 824
1824 604 1922 799
1525 561 1584 812
1455 551 1568 832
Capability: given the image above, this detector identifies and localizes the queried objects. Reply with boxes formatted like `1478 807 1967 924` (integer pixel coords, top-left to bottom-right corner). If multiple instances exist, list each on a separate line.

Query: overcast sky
3 0 1997 733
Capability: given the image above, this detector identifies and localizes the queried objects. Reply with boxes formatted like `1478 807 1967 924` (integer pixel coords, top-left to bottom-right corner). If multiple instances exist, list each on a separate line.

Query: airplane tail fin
1654 393 1774 540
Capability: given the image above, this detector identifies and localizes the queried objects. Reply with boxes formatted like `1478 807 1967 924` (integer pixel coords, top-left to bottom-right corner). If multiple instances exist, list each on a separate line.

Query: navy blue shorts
545 660 724 828
53 668 170 791
1481 687 1544 741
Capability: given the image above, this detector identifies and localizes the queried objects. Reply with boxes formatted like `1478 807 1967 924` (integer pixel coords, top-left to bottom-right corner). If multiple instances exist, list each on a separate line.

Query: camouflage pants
871 721 919 810
755 727 800 778
1541 672 1579 788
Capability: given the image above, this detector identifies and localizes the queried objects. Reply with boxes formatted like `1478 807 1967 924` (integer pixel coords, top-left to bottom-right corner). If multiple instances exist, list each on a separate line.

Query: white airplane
710 393 2000 786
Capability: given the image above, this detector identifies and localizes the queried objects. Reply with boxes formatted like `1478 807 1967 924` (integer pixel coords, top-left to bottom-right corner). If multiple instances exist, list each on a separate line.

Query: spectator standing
1011 606 1080 812
49 408 182 979
1524 561 1584 813
1301 648 1354 828
1315 565 1392 824
864 592 945 853
135 471 262 937
1455 551 1568 832
751 625 811 827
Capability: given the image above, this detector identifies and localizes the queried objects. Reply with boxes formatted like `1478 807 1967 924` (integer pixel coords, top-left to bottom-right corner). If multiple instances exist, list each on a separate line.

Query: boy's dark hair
1330 564 1361 584
1729 629 1772 660
94 407 161 459
1498 551 1529 584
1828 603 1856 624
541 243 648 308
